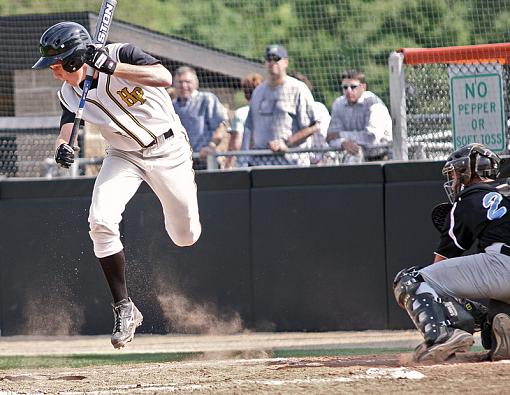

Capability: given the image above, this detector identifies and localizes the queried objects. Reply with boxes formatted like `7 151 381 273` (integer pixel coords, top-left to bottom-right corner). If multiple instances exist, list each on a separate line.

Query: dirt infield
1 331 510 394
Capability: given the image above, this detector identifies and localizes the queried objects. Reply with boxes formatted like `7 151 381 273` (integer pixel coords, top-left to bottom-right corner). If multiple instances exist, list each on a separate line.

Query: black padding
121 188 253 334
250 165 386 330
0 196 109 335
0 177 95 199
0 160 483 334
251 163 384 187
384 160 444 182
384 161 447 329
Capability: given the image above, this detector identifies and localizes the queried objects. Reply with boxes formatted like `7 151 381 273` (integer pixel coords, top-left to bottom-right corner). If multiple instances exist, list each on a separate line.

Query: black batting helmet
32 22 92 72
442 143 500 203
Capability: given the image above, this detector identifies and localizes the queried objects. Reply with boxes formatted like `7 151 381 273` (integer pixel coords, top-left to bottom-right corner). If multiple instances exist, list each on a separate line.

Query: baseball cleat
110 298 143 349
413 328 474 363
489 313 510 361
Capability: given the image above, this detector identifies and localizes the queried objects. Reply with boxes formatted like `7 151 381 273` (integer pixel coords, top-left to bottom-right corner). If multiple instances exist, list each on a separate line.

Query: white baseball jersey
58 43 186 151
57 43 201 258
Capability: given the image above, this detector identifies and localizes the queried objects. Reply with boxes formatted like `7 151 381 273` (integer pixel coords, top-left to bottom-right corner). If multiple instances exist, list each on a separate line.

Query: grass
0 345 486 369
0 352 199 369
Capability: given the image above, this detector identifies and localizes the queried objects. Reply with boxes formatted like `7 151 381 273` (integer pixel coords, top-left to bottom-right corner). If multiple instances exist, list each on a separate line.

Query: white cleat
110 298 143 349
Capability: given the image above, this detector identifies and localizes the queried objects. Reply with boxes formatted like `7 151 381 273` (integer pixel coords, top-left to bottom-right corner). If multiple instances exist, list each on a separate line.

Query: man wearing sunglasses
242 44 318 165
326 69 392 163
32 21 201 349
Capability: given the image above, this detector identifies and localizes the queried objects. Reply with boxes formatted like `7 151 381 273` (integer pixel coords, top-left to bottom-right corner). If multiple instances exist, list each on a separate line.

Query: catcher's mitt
431 202 453 232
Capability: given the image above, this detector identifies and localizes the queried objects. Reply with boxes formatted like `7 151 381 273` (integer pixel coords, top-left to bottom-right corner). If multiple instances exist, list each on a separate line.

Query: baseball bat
67 0 118 146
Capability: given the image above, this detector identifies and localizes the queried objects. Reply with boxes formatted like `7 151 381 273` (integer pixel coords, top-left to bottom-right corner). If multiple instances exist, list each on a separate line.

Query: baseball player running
394 143 510 362
32 22 201 348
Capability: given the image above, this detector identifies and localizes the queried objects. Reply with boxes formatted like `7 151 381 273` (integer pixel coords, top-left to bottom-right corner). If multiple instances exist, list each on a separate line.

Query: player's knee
166 220 201 247
89 220 123 258
393 265 476 343
393 265 424 308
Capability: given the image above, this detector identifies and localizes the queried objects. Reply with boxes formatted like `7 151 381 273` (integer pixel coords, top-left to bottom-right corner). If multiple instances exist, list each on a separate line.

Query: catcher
394 143 510 362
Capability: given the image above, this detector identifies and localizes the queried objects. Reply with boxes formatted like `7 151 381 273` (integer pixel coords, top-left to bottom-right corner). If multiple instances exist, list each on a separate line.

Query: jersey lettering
117 87 146 107
483 192 507 220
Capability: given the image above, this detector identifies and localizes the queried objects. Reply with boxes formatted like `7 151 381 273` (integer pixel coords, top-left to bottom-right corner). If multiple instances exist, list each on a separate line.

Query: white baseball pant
88 130 201 258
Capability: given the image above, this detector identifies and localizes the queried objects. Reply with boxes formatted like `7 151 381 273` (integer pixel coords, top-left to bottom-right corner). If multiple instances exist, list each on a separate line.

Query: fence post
388 51 408 160
206 154 219 170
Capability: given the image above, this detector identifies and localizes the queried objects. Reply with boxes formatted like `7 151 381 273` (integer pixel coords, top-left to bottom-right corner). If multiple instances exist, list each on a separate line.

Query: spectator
289 71 331 165
326 69 392 163
173 66 228 169
166 86 177 100
242 44 318 166
224 72 264 169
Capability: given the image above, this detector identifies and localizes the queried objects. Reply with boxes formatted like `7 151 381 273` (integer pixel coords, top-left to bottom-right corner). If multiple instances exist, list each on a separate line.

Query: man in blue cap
242 44 319 166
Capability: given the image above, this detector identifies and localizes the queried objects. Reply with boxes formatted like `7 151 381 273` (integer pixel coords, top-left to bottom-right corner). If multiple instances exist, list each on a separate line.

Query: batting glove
85 45 117 75
55 143 75 168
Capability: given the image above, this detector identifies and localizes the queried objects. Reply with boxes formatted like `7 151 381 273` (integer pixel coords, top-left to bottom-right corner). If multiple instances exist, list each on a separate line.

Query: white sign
449 63 506 152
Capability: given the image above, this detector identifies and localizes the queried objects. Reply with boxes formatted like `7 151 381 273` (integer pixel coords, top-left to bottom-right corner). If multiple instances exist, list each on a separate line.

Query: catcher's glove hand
431 202 453 232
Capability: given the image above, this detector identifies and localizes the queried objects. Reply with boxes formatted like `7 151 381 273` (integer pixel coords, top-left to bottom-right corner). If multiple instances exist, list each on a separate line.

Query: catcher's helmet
32 22 92 72
442 143 500 203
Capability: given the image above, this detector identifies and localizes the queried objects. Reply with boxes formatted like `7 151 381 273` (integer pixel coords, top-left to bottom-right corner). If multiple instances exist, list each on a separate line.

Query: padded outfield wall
0 161 489 336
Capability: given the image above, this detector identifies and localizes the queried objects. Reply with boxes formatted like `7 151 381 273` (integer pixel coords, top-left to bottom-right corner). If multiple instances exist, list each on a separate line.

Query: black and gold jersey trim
105 75 157 142
70 86 147 148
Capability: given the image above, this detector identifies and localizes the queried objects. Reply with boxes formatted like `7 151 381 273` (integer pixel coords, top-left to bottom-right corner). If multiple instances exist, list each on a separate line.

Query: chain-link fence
389 45 510 160
2 1 510 176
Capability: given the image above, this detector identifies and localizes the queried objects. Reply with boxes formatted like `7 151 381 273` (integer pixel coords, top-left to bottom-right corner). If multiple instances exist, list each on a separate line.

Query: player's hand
55 143 75 168
199 143 216 160
268 139 288 153
84 45 117 75
341 139 360 155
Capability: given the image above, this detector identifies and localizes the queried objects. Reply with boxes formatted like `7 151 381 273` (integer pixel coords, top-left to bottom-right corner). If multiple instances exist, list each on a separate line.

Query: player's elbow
152 64 172 86
161 71 172 87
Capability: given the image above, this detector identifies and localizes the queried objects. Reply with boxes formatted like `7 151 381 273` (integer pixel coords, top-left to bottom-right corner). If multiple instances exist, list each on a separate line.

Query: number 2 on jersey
483 192 507 220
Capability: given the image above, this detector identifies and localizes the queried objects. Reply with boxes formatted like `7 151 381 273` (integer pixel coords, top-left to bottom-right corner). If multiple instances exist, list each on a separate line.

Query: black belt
501 245 510 256
148 129 173 147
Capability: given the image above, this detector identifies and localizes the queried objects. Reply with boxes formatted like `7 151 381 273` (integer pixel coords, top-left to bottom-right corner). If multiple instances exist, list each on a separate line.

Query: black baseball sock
98 250 129 303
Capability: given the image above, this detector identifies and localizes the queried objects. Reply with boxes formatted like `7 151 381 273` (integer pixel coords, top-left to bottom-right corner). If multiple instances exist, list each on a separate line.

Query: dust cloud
157 291 243 335
21 293 84 335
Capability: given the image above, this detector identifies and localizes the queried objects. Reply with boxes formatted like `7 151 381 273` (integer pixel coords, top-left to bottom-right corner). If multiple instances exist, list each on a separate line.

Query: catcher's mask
442 143 500 203
32 22 92 73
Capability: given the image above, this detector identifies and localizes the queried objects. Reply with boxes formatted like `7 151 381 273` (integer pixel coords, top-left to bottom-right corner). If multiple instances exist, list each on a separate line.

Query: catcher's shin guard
394 266 475 345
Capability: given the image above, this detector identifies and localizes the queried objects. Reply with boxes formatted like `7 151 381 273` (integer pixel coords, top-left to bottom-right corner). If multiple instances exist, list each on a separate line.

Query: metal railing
42 144 392 178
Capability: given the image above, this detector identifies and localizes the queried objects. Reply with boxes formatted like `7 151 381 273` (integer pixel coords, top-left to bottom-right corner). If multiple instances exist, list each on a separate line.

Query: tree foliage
1 0 507 108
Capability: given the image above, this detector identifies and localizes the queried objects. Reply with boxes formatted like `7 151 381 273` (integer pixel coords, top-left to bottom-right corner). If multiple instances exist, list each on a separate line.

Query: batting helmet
32 22 92 72
442 143 500 203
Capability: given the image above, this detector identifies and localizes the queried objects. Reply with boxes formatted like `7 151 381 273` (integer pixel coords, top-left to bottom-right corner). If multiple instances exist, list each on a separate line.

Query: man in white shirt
327 69 392 163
